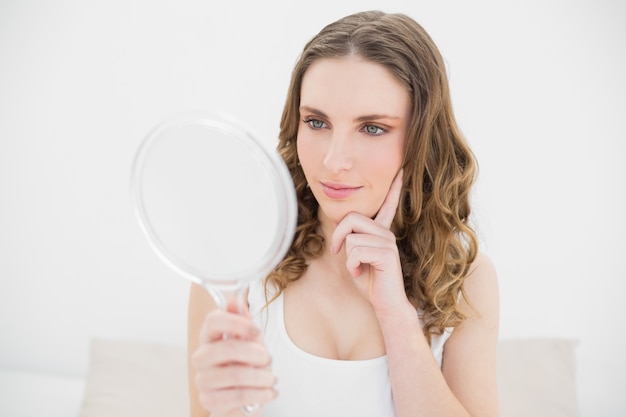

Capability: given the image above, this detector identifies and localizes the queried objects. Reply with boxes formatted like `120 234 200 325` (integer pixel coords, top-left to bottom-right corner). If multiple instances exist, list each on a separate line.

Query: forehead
300 56 410 118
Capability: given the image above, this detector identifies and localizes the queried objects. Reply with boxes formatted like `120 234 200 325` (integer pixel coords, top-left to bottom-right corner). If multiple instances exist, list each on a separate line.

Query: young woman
188 10 499 417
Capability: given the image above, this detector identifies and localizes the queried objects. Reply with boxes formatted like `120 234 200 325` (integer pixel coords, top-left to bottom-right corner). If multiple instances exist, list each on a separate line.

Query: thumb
225 291 250 317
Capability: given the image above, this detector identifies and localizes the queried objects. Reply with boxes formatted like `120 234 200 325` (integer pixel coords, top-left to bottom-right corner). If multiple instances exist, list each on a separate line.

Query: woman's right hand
191 300 278 417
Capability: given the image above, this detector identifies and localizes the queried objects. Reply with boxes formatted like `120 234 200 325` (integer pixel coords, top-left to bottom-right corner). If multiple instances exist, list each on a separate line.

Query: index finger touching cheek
374 169 404 229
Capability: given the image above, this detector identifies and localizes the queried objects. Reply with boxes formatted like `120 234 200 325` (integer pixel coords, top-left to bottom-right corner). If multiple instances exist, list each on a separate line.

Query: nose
323 131 353 173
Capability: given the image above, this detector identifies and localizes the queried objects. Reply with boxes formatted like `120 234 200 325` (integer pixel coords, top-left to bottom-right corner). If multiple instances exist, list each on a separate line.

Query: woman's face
296 56 410 226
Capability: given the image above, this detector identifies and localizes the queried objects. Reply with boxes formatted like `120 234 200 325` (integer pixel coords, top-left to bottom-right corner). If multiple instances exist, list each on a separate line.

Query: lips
321 182 362 199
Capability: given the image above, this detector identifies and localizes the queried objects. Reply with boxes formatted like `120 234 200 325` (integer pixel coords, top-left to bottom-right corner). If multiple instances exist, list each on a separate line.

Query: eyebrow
299 105 402 122
300 106 328 118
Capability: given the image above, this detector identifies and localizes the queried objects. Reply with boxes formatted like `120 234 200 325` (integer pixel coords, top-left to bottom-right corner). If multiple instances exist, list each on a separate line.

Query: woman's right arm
187 283 277 417
188 283 214 417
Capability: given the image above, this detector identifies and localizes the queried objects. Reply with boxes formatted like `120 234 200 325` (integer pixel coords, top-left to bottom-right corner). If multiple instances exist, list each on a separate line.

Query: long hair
267 10 478 340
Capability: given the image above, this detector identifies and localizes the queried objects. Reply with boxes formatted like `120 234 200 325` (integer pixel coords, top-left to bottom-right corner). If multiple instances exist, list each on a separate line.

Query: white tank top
248 278 451 417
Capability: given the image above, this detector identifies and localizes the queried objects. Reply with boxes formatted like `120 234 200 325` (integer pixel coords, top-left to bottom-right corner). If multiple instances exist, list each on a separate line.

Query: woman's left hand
330 169 408 315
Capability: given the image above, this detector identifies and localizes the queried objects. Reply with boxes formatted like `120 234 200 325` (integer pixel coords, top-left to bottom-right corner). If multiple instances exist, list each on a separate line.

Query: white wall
1 1 624 415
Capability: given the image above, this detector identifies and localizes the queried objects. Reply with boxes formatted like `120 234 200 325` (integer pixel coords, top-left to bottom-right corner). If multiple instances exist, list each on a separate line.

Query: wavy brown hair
266 10 478 340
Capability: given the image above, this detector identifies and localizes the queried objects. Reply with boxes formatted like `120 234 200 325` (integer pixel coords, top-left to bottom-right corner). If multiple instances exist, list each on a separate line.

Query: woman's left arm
377 252 500 417
442 252 500 415
332 171 499 416
379 250 499 417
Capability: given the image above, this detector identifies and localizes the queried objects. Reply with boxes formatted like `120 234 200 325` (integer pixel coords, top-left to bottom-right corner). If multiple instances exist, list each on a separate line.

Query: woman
188 10 499 417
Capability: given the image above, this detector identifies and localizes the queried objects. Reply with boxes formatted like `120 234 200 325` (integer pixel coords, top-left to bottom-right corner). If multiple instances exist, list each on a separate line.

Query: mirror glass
131 112 297 302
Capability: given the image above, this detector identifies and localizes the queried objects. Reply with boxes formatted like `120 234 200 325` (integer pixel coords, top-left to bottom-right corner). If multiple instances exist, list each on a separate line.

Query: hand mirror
131 112 297 310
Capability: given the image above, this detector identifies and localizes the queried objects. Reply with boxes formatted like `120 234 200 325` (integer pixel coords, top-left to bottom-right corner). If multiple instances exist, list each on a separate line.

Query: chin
319 202 377 225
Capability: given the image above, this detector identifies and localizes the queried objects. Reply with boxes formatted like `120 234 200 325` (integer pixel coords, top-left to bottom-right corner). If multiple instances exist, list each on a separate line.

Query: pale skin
188 56 500 417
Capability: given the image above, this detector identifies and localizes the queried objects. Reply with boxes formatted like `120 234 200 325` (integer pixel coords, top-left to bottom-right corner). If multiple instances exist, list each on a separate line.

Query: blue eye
304 118 326 129
364 124 385 135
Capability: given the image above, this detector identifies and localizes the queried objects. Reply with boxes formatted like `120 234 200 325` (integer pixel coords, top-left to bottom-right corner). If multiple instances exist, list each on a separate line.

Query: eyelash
362 124 386 136
302 118 387 136
302 118 327 129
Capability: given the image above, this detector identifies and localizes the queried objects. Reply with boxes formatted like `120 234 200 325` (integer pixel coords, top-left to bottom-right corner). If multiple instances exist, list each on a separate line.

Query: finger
200 310 260 343
225 291 251 317
342 231 394 260
330 213 366 254
193 340 272 369
344 231 395 252
196 365 276 390
345 245 399 278
374 169 404 228
330 213 393 255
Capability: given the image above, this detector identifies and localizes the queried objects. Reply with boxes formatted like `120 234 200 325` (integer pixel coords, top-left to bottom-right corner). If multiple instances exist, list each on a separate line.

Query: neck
315 211 354 284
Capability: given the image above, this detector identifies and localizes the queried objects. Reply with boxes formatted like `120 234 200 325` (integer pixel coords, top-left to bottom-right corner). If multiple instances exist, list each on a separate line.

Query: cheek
295 133 305 163
369 144 404 200
296 133 318 177
366 142 404 176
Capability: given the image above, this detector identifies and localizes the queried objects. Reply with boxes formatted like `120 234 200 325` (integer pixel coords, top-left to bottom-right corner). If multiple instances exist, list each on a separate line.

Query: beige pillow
79 338 579 417
79 339 189 417
498 339 580 417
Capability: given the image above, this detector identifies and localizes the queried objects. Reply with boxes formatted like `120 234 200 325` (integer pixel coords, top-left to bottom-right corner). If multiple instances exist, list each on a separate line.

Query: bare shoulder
461 251 499 320
467 251 498 290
